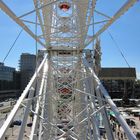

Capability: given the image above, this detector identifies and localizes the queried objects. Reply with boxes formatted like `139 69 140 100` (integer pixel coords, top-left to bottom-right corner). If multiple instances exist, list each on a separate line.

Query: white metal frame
0 0 138 139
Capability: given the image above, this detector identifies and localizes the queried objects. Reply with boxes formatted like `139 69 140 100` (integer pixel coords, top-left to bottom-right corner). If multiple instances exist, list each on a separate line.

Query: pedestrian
118 124 120 130
124 132 126 139
117 131 119 138
5 114 7 120
121 133 123 140
112 125 115 132
103 133 106 139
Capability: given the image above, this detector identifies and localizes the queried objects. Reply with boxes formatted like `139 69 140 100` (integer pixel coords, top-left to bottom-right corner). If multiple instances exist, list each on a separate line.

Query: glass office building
0 62 15 81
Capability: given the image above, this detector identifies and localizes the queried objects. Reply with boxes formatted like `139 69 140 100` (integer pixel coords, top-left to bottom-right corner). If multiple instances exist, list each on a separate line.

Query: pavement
0 101 32 140
0 101 140 140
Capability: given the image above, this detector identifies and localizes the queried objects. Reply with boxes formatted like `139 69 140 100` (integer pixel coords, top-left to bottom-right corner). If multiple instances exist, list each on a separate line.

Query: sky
0 0 140 78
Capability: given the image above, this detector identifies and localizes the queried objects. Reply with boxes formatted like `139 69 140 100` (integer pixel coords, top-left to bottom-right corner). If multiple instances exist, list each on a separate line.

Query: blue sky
0 1 140 78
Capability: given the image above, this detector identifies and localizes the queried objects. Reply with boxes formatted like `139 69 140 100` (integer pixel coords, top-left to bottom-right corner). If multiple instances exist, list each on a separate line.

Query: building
0 62 16 90
0 62 20 100
20 53 36 90
134 80 140 98
13 71 21 91
0 62 15 81
99 68 136 99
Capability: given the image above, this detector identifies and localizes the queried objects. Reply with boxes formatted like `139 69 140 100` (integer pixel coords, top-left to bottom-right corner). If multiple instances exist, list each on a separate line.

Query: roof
131 110 140 112
99 67 136 80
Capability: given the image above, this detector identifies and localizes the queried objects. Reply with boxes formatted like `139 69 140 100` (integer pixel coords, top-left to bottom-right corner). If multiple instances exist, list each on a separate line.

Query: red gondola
59 2 70 11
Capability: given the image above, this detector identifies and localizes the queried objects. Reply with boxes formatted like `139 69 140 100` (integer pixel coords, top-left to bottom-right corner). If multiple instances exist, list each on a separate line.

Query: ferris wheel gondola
59 2 71 11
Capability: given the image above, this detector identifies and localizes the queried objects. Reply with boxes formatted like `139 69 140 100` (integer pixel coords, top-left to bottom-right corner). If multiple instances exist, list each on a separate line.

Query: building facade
0 62 20 100
134 80 140 98
0 62 17 91
99 68 136 100
20 53 36 90
0 62 15 81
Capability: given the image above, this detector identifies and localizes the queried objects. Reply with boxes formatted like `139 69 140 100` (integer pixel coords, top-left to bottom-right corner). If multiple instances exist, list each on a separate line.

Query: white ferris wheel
0 0 138 140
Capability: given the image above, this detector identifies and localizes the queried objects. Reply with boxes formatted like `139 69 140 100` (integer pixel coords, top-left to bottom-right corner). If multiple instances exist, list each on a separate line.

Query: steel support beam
96 87 115 140
18 88 35 140
85 77 100 140
18 0 60 19
83 58 137 140
85 0 137 47
30 59 49 140
0 55 47 140
0 0 46 48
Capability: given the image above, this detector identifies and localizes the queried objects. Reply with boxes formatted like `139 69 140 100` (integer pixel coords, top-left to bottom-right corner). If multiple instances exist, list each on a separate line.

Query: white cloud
136 72 140 79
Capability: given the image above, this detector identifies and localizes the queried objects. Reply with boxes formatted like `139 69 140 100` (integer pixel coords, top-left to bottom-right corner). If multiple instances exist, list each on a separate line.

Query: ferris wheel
0 0 138 140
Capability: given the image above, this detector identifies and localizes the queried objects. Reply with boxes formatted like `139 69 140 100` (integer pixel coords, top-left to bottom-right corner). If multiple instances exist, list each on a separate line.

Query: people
5 114 7 120
121 133 123 139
